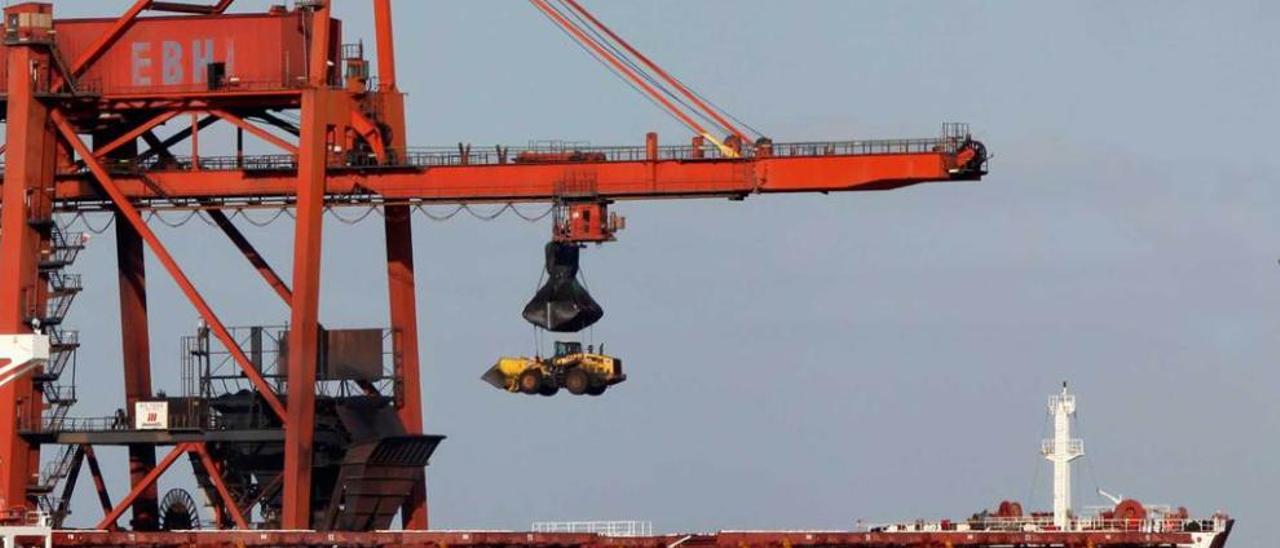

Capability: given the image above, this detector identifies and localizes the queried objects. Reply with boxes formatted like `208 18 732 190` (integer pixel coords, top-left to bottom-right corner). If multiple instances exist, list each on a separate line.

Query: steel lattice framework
0 0 987 535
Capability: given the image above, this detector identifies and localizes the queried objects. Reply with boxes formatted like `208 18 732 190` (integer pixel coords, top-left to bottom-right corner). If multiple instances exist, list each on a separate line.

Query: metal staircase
29 226 83 525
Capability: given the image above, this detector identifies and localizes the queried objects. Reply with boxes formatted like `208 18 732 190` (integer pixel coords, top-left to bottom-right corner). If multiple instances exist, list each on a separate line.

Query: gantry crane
0 0 986 535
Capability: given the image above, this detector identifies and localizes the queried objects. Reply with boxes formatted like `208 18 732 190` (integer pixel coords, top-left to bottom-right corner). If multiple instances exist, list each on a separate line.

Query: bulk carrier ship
36 384 1226 548
864 384 1233 548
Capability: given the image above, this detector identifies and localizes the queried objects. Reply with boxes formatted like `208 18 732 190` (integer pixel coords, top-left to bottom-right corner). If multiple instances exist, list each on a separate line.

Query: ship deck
43 528 1215 547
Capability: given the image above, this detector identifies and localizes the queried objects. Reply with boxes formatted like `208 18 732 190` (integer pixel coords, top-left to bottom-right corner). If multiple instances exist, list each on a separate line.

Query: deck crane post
0 0 987 534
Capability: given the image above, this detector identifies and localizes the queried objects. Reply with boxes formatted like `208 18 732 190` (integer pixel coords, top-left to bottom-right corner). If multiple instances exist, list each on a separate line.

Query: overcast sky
35 1 1277 546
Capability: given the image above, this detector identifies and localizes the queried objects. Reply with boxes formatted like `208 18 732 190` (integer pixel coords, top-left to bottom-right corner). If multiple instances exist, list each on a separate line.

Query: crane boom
29 134 984 209
0 0 990 533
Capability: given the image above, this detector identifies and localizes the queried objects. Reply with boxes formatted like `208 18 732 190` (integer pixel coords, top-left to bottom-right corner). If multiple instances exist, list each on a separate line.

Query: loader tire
518 370 543 395
564 368 591 395
586 383 606 397
539 379 560 397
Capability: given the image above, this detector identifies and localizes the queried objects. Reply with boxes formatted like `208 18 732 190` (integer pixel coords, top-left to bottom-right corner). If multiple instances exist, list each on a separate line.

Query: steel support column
0 36 55 513
96 124 161 531
114 215 159 530
374 0 427 529
281 87 332 530
385 204 427 529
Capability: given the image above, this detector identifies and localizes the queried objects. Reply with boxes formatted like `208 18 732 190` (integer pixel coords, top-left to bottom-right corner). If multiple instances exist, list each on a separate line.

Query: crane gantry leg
385 204 428 529
373 0 429 528
0 33 56 513
282 87 333 531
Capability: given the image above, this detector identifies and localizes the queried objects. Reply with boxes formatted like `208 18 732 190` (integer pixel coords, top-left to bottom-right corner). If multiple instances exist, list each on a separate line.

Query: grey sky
33 1 1277 547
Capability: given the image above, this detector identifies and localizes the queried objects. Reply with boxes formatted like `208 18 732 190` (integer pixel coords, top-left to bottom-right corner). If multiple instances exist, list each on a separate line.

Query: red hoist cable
529 0 752 157
559 0 752 146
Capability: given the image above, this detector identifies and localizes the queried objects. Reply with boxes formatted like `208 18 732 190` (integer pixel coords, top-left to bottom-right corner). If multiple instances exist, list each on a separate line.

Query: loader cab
554 341 583 357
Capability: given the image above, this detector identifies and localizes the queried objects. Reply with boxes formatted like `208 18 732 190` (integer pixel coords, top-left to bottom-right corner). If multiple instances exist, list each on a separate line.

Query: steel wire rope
532 1 706 139
1027 411 1049 509
556 0 766 141
551 0 729 137
1074 411 1108 504
531 265 548 356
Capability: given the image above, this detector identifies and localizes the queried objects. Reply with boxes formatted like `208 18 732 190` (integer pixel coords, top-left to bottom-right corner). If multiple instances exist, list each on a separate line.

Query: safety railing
45 272 82 324
37 445 78 491
22 409 218 434
531 520 654 537
102 135 970 176
868 516 1228 534
44 331 76 380
1049 393 1076 410
1040 439 1084 456
39 383 75 405
40 230 86 271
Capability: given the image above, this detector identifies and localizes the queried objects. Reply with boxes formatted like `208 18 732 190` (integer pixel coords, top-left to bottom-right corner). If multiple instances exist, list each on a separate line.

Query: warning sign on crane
135 401 170 430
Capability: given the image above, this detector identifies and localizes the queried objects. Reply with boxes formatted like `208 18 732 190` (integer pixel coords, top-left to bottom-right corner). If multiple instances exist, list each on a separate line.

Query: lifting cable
558 0 759 144
554 2 727 139
528 0 760 157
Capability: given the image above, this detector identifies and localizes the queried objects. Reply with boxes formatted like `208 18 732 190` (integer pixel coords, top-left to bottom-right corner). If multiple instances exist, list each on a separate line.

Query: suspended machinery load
482 341 624 396
523 242 604 332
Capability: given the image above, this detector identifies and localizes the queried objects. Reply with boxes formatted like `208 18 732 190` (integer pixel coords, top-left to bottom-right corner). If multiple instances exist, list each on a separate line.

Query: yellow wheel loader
482 341 625 397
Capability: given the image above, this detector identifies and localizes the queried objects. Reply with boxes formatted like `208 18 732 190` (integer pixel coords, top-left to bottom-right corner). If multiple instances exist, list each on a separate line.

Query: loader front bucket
481 363 510 391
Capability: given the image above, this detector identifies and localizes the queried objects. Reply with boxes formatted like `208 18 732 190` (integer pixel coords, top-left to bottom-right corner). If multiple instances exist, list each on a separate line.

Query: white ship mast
1041 382 1084 529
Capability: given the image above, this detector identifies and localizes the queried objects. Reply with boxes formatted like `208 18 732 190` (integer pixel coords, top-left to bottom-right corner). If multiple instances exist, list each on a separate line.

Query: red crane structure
0 1 996 545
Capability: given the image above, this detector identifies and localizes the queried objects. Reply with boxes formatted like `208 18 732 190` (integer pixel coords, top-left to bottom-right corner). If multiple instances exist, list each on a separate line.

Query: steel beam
96 443 188 530
107 132 160 530
0 37 55 513
117 224 161 529
281 87 332 530
373 0 426 526
53 446 87 526
385 204 427 529
39 149 974 208
191 443 249 529
206 208 293 305
82 446 114 517
137 115 219 164
51 110 289 423
374 0 397 91
92 111 179 160
209 110 299 155
68 0 152 78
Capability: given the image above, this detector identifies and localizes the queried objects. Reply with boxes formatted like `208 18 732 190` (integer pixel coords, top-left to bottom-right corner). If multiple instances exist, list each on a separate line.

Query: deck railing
868 515 1228 534
531 520 654 537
